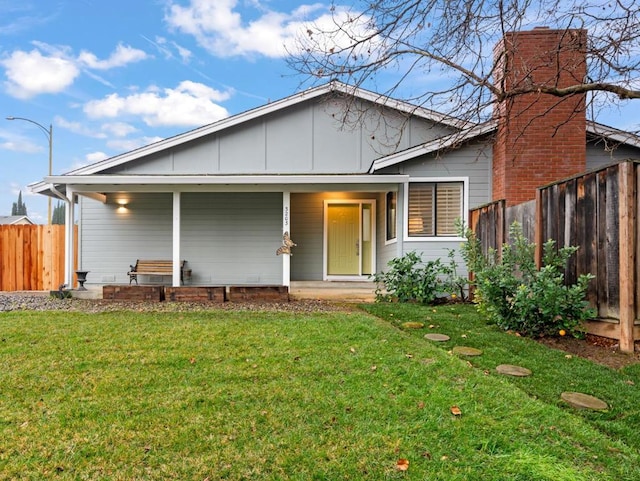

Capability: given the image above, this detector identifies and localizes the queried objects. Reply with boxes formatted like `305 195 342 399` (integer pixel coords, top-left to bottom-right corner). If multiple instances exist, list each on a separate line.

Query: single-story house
0 215 35 225
30 28 640 293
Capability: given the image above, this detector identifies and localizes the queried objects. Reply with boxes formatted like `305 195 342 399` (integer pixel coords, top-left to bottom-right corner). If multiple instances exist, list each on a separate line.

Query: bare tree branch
287 0 640 127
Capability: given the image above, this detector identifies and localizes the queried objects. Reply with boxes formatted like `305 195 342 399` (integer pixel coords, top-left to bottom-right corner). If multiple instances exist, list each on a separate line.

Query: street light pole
6 116 53 225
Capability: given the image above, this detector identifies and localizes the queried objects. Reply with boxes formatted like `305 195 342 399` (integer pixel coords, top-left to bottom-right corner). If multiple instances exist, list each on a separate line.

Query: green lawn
0 306 638 480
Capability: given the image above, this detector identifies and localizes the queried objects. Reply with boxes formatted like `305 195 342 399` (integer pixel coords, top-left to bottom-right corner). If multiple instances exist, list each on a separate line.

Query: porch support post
282 191 291 287
64 187 75 288
172 191 181 287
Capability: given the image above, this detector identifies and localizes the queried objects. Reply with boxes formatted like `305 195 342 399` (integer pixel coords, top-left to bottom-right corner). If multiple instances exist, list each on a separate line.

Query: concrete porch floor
289 281 376 302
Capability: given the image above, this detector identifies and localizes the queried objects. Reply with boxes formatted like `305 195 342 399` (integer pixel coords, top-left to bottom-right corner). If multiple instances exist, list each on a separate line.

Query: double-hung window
407 179 465 238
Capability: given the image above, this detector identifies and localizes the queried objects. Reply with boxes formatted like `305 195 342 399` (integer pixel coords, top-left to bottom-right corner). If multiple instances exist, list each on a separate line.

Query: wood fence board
618 161 636 352
0 225 76 291
604 166 620 318
636 165 640 321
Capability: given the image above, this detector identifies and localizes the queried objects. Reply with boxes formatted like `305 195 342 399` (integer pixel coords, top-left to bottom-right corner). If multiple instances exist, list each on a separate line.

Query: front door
325 200 375 279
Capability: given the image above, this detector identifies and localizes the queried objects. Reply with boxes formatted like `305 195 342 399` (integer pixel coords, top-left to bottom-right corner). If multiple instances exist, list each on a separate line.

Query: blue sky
1 0 639 223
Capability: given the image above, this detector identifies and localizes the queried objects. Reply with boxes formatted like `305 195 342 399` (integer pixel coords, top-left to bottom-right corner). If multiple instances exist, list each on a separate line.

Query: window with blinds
408 182 463 237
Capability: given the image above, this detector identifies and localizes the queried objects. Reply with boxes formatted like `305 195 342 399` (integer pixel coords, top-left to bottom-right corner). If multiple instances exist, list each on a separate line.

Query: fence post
618 161 636 353
534 188 543 269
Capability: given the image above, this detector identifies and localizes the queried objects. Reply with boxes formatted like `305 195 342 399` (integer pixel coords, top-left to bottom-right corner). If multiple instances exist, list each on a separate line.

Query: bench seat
128 260 191 285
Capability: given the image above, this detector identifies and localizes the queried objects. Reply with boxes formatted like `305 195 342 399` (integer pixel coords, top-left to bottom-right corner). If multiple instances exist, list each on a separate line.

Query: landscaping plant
372 251 455 304
459 221 595 337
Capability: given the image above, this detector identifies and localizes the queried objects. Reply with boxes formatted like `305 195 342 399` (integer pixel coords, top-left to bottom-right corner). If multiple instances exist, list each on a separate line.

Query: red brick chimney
492 27 587 205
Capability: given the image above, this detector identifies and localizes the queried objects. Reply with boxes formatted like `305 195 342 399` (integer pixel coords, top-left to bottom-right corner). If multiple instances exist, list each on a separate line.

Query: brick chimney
492 27 587 205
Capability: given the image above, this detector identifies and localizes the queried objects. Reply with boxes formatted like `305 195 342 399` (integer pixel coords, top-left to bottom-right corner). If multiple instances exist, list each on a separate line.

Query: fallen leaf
625 380 635 385
396 459 409 471
565 354 573 359
450 405 462 416
406 353 413 359
189 357 196 364
461 334 467 338
422 451 432 459
370 365 377 371
350 347 356 354
417 401 425 409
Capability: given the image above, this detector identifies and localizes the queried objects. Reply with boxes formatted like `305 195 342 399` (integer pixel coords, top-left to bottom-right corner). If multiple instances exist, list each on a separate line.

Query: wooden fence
469 160 639 352
0 225 77 291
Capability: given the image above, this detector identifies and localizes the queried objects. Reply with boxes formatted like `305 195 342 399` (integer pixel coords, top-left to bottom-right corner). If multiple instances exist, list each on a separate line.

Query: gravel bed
0 292 352 314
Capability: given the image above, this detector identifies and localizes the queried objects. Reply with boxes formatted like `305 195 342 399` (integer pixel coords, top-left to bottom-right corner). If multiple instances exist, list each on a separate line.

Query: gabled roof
369 121 497 172
61 81 471 178
369 119 640 172
0 215 34 225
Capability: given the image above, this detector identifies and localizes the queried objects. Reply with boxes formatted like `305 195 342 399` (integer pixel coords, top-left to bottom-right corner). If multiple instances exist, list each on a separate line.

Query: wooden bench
127 260 191 285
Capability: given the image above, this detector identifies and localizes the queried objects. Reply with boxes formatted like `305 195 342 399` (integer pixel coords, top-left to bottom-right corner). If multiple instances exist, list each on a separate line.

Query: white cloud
0 130 45 153
55 116 107 139
83 80 231 127
86 152 109 163
102 122 139 137
1 42 149 99
77 43 148 70
1 49 79 98
164 0 333 58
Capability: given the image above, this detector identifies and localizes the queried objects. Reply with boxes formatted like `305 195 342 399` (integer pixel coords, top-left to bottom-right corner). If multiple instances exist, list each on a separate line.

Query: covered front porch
38 174 407 292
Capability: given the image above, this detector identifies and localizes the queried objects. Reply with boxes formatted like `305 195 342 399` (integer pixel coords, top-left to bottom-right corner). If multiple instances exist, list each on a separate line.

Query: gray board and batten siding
80 192 284 286
99 95 456 176
375 139 494 269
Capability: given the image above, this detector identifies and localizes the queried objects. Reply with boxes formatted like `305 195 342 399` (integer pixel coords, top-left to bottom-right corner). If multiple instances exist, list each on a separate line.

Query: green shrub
459 221 595 337
372 251 452 304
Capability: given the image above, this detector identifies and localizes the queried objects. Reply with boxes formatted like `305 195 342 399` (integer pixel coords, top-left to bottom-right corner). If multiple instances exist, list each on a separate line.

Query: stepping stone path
496 364 532 377
419 331 609 412
561 392 609 410
424 333 450 342
452 346 483 356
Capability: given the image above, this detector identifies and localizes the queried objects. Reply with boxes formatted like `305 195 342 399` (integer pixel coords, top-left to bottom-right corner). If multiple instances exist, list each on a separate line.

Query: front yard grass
0 307 638 480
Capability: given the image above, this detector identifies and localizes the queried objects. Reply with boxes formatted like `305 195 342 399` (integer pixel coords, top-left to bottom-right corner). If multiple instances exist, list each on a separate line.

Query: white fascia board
370 121 497 172
39 174 408 196
587 121 640 149
45 174 410 186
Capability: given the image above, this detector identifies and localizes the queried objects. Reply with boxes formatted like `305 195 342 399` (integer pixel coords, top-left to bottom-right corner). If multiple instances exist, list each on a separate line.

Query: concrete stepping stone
424 333 450 342
402 322 425 329
496 364 532 377
561 392 608 410
452 346 483 356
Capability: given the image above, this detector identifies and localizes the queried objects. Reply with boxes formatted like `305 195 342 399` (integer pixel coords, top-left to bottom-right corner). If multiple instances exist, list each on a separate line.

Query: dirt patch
536 334 640 370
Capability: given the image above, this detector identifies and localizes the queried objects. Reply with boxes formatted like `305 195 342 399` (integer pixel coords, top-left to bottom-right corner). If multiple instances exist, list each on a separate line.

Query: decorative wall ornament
276 231 297 256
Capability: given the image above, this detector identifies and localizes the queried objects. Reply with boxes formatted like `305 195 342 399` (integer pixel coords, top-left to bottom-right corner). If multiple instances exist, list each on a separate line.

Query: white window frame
403 177 469 242
385 191 398 245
